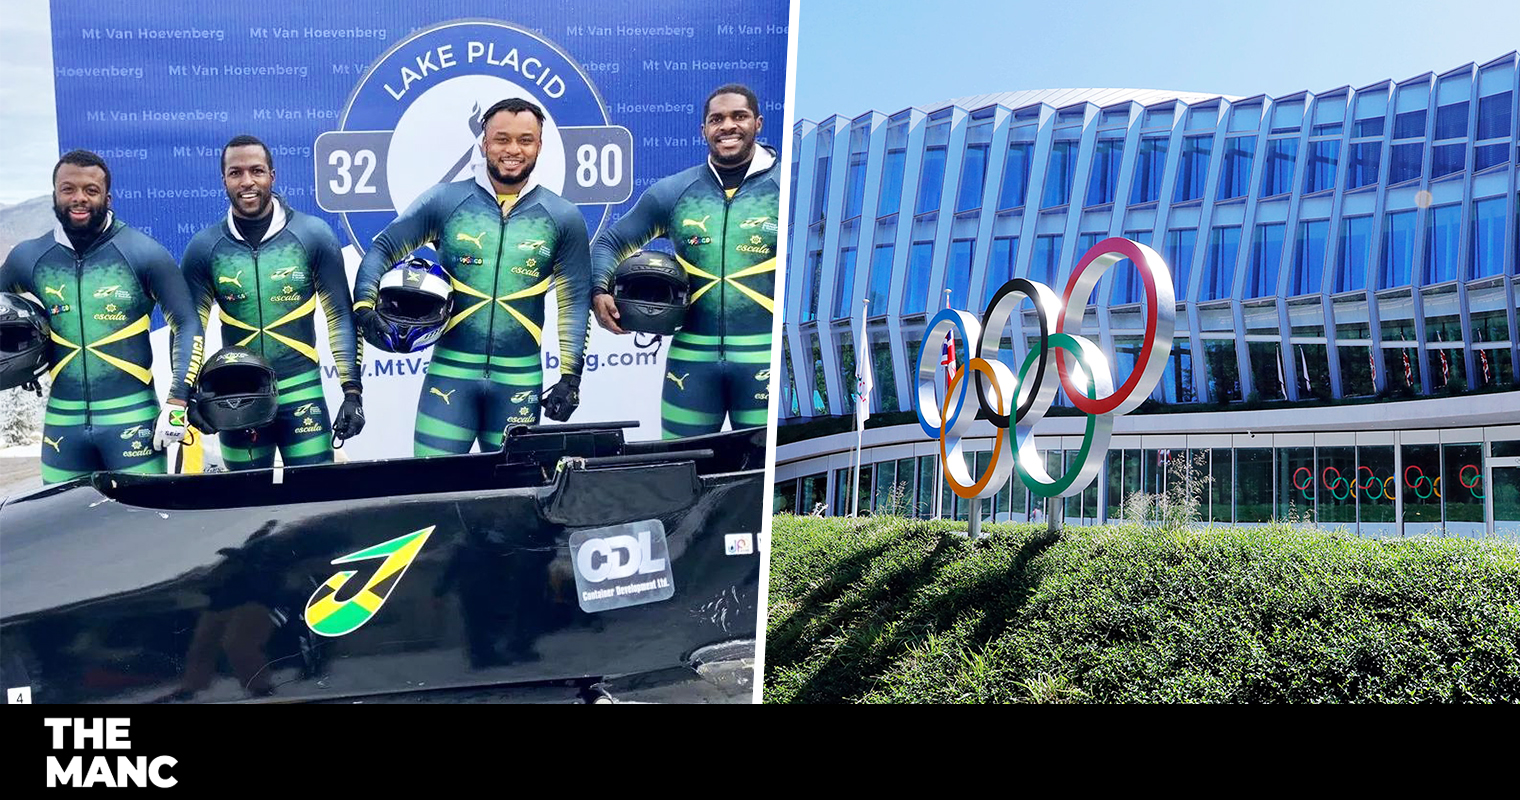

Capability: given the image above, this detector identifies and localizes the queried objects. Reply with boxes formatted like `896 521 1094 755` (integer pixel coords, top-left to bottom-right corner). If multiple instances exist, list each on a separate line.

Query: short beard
53 199 108 233
227 188 272 219
709 141 755 168
488 159 535 189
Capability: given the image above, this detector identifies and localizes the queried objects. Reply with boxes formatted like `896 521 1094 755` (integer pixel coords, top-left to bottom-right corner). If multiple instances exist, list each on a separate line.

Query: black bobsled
0 423 766 703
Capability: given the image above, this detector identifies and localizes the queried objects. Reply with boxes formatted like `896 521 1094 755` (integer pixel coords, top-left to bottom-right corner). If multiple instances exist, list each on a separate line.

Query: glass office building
775 58 1520 536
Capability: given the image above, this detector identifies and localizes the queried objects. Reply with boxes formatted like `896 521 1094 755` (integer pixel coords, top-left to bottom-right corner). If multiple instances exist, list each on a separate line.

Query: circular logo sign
315 19 632 252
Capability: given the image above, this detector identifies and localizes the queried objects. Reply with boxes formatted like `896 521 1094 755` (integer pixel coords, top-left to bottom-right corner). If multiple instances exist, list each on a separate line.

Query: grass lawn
764 515 1520 703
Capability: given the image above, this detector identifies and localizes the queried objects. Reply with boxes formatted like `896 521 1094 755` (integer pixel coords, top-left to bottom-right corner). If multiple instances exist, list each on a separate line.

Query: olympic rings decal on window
914 237 1175 500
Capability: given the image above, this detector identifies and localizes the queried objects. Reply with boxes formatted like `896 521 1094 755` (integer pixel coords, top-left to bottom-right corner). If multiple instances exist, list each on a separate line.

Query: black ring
975 278 1048 428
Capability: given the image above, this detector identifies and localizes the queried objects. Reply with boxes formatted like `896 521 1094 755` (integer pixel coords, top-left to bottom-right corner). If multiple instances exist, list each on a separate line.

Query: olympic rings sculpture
914 237 1174 500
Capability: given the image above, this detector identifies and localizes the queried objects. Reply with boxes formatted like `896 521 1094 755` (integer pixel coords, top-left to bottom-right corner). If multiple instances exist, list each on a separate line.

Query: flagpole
851 298 869 518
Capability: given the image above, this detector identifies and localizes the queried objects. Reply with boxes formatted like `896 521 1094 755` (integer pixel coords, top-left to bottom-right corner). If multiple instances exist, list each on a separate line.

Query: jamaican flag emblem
304 526 435 637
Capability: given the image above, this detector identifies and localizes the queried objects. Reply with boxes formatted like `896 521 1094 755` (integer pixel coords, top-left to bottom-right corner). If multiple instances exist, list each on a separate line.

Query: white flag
855 304 873 424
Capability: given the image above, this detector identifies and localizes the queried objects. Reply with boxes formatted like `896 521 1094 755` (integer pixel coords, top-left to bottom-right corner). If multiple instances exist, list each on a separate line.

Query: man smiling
352 98 591 454
181 134 366 469
0 150 203 483
591 84 780 438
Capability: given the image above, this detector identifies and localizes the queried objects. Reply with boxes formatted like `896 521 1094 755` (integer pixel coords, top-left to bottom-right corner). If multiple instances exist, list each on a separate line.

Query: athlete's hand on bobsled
154 400 189 450
592 294 627 335
332 390 366 442
186 398 217 434
540 374 580 422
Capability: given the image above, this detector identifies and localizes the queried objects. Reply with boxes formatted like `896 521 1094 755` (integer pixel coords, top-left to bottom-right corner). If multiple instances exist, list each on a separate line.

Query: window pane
1320 446 1357 525
844 152 866 219
1173 135 1213 202
916 147 946 214
1248 223 1285 297
1346 142 1382 189
1261 138 1298 196
1086 137 1125 205
1358 445 1395 526
1389 142 1423 183
1278 446 1316 522
902 242 934 314
1217 136 1256 199
1423 204 1461 284
874 458 896 511
809 335 829 413
998 142 1032 209
1130 136 1169 203
1293 343 1332 400
1475 143 1510 170
1431 143 1465 178
1340 345 1375 396
1203 226 1240 301
1380 210 1416 288
1291 220 1328 295
956 144 988 212
801 250 823 321
1210 449 1233 523
1248 340 1286 400
916 455 936 518
878 149 905 216
1477 91 1512 140
1165 228 1197 299
1030 235 1062 287
1336 216 1372 293
800 473 827 516
1303 140 1339 193
1203 339 1241 401
1434 101 1469 140
774 480 798 515
1157 337 1195 403
984 237 1018 305
945 239 975 310
812 155 830 222
1236 448 1273 522
1393 109 1426 139
1401 443 1441 529
1042 140 1077 208
832 248 857 319
871 335 899 413
1470 197 1505 279
866 244 894 312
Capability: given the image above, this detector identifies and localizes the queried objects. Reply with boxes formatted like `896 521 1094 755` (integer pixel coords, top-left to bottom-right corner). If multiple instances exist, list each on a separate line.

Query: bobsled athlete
0 149 203 484
181 135 366 469
353 97 591 455
590 83 779 438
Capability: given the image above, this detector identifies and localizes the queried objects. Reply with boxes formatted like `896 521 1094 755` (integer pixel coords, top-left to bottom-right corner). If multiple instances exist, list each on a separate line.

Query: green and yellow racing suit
590 145 779 438
1 214 203 483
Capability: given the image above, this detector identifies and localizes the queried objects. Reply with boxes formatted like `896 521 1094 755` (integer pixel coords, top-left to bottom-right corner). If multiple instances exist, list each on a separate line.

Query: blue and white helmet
374 258 453 353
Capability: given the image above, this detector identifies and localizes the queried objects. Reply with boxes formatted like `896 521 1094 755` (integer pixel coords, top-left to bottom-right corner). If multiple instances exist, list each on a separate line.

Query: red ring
1358 465 1376 490
1321 466 1342 491
1459 464 1480 489
1055 238 1163 415
1293 467 1313 491
1404 465 1424 489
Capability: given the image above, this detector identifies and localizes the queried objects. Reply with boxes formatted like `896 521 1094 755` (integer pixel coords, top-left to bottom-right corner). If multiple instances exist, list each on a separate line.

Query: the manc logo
740 216 778 233
509 389 534 403
304 525 436 637
916 238 1175 502
92 284 131 300
316 19 633 251
270 266 303 281
292 402 319 417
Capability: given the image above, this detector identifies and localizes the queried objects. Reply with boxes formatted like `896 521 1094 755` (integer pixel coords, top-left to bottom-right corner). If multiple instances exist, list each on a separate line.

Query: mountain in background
0 195 53 261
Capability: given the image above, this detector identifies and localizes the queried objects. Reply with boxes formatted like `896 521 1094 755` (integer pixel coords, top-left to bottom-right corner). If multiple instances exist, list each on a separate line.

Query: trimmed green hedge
764 516 1520 703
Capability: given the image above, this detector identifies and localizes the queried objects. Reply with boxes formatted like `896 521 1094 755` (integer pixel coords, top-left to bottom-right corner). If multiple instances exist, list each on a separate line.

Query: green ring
1013 333 1100 499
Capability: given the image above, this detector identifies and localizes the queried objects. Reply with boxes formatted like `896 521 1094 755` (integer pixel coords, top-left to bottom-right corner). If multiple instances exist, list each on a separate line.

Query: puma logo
682 215 710 233
218 271 243 288
455 231 487 250
43 284 66 301
665 371 689 391
43 435 63 453
430 387 455 404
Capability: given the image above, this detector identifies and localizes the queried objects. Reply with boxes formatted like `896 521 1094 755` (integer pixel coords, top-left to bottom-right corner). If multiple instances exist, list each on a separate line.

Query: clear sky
795 0 1520 121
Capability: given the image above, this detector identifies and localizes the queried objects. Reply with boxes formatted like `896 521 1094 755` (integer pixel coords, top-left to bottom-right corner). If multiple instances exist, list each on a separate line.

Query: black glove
186 398 217 434
540 374 580 422
356 308 389 352
332 391 365 445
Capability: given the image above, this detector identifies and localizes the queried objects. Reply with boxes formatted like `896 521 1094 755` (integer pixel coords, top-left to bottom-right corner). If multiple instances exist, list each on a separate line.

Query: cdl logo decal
915 237 1175 500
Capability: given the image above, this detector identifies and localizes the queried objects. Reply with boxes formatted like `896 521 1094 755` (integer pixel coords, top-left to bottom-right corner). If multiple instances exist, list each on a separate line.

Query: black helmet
371 258 453 353
195 346 278 431
0 292 50 391
612 251 688 336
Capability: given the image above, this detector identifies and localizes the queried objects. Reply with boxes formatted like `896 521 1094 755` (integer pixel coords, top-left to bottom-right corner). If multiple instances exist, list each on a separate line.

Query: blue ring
915 309 974 440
